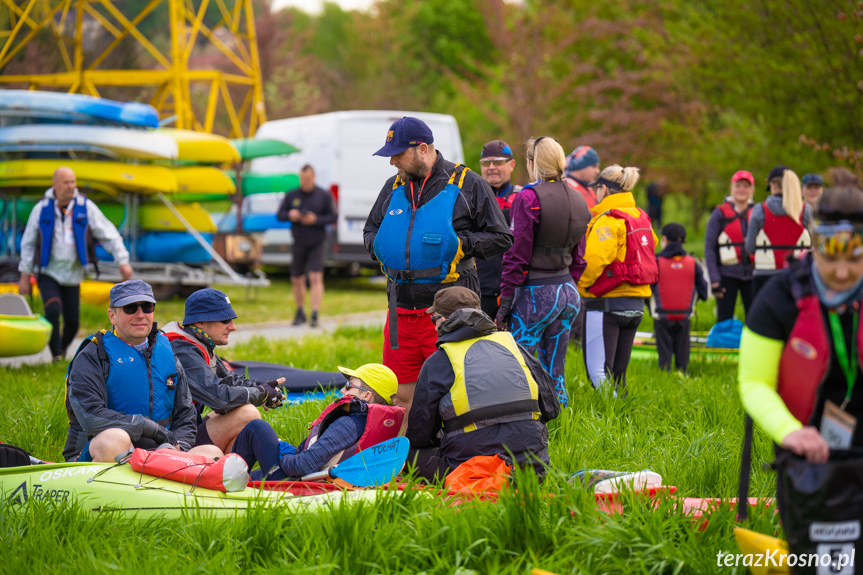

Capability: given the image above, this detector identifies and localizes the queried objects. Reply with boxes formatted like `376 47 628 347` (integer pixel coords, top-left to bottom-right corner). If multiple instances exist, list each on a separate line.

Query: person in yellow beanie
231 363 405 480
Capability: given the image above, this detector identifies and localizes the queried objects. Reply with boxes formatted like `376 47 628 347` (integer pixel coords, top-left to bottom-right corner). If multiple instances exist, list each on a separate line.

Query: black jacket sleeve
406 350 453 448
315 189 338 226
363 182 395 261
695 262 709 301
171 340 266 411
703 208 723 284
276 190 296 222
455 173 513 260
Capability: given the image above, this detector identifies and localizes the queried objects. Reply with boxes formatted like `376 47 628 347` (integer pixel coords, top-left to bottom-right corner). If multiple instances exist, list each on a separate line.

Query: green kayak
230 138 300 161
0 461 376 518
227 171 299 195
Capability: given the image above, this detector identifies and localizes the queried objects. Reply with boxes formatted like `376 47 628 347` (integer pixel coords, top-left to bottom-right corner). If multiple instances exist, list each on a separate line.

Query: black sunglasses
118 302 155 315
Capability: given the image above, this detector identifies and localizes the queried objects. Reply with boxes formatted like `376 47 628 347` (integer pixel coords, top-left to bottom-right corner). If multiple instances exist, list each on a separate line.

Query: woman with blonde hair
578 165 658 395
497 136 591 407
745 166 813 295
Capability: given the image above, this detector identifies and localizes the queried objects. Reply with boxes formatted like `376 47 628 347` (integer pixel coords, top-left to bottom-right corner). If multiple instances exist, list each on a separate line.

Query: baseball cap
183 288 237 324
426 286 481 316
566 146 599 174
481 140 514 160
338 364 398 405
109 279 156 308
766 165 789 191
802 173 824 186
373 117 434 157
661 222 686 242
731 170 754 185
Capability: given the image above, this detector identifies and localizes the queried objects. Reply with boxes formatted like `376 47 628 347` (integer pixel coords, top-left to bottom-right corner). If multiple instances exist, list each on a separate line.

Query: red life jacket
777 294 863 425
300 396 405 469
566 177 597 210
653 255 697 321
753 203 810 271
716 202 753 266
588 208 659 296
495 185 520 213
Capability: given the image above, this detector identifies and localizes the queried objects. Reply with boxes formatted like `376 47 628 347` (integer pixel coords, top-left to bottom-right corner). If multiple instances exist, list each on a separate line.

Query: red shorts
383 308 438 384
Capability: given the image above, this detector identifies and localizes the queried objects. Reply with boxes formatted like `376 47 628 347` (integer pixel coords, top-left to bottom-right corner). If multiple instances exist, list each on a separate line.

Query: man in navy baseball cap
364 116 513 414
162 288 286 453
373 116 434 157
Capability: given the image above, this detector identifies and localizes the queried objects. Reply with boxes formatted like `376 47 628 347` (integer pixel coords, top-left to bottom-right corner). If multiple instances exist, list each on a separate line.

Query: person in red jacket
651 223 708 372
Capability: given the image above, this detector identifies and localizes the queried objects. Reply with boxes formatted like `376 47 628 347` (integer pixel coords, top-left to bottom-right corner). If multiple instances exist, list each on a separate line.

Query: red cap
731 170 754 185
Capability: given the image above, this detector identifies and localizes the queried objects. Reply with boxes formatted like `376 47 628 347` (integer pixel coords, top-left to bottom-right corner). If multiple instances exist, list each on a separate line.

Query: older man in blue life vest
63 280 220 463
162 288 287 454
406 286 558 482
363 118 513 413
18 167 133 361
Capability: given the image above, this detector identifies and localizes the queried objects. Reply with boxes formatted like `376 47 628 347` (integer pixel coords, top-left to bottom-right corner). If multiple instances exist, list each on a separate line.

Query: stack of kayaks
630 330 739 362
0 90 246 266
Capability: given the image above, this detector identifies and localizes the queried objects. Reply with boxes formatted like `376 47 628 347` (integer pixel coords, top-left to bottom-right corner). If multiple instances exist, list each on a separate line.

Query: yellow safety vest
439 331 540 436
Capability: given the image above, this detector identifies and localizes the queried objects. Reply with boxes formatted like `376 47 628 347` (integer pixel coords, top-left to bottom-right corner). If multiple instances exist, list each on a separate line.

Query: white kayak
0 124 178 160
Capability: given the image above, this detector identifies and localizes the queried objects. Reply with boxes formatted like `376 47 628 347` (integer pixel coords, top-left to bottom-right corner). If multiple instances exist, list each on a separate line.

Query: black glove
495 307 511 331
142 419 177 447
258 380 285 409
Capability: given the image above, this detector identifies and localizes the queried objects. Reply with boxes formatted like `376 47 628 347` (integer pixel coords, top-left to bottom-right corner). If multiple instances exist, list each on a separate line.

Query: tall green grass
0 326 778 574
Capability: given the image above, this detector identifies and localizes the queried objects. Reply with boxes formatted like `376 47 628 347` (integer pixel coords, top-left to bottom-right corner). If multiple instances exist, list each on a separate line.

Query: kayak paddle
301 436 409 487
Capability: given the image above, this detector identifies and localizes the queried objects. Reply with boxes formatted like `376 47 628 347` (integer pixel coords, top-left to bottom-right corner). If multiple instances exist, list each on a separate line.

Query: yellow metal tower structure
0 0 266 136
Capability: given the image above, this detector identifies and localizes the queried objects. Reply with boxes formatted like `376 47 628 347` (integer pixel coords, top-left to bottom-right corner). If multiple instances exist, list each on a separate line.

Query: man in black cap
650 223 708 373
63 279 218 462
162 288 286 453
363 117 513 413
406 286 558 482
477 139 521 319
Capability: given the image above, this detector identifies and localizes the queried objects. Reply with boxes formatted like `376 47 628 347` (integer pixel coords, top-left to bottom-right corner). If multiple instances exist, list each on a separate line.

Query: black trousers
36 274 80 358
715 276 754 323
655 318 691 372
408 446 452 483
583 310 643 393
480 294 500 320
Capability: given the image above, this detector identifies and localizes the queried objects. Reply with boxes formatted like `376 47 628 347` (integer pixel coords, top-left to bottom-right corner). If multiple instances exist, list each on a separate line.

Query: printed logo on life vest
790 337 818 360
383 419 395 427
7 481 71 504
641 235 648 246
117 356 135 364
389 208 404 216
671 262 683 269
386 130 394 142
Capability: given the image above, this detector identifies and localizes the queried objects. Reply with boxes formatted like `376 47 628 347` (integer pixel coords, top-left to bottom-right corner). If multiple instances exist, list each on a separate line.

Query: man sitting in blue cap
162 288 286 453
63 279 220 462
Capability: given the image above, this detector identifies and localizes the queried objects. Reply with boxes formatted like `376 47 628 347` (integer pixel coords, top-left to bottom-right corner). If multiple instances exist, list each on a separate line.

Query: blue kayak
0 90 159 128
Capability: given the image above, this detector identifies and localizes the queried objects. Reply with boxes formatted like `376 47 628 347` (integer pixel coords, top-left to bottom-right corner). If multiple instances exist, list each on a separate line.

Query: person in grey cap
62 279 220 462
363 116 512 414
802 173 825 210
162 288 286 453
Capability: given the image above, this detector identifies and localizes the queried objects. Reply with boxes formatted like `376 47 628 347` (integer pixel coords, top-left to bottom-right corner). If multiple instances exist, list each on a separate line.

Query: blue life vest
37 195 90 268
69 330 178 428
373 165 469 284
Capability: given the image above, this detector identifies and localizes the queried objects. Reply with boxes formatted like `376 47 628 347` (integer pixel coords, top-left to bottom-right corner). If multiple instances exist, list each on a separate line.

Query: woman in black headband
577 164 658 397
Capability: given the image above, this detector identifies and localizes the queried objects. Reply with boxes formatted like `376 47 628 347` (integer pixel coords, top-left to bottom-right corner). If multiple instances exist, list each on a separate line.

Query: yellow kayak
0 160 178 194
138 202 217 232
159 129 241 164
80 280 114 306
733 527 789 575
0 312 51 357
173 166 236 195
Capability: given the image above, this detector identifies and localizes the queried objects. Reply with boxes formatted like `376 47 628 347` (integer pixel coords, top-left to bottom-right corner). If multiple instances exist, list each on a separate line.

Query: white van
251 110 465 267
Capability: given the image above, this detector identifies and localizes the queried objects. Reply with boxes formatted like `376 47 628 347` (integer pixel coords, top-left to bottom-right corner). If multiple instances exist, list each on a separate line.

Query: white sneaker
593 469 663 494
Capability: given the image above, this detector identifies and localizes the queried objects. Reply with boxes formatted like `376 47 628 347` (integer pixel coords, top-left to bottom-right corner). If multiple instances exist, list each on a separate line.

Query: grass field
0 319 778 574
